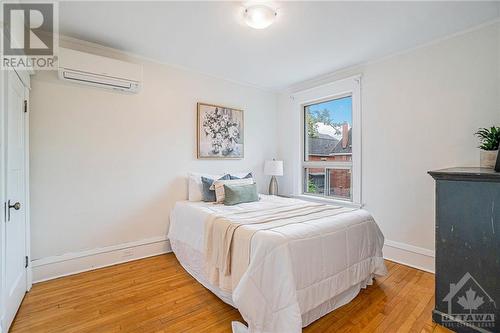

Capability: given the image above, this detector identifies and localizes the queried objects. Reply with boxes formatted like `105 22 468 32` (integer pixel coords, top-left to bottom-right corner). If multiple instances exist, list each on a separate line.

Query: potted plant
475 126 500 168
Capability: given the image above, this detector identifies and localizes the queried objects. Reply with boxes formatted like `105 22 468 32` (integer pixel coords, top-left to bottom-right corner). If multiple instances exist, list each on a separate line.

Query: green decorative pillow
223 183 259 206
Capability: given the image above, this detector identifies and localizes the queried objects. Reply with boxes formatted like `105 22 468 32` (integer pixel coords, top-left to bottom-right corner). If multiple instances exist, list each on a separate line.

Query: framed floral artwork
197 103 244 159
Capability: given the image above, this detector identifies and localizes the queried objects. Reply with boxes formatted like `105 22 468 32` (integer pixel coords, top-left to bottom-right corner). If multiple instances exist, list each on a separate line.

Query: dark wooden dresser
429 168 500 333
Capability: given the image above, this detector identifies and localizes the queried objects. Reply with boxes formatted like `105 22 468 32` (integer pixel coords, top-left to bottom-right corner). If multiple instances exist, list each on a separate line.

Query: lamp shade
264 160 283 176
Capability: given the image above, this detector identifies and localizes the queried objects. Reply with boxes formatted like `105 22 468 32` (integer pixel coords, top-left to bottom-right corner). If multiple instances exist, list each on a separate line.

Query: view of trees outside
306 109 343 139
304 96 353 200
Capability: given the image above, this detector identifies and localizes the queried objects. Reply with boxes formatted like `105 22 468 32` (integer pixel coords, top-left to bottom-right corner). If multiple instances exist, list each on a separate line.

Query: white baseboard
31 236 433 283
383 239 435 273
31 236 172 283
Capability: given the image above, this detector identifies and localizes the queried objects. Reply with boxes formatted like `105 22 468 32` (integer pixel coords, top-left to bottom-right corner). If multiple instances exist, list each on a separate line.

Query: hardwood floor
11 254 451 333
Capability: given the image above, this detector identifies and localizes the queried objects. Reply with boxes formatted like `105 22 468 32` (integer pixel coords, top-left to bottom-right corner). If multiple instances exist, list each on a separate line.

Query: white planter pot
480 150 498 169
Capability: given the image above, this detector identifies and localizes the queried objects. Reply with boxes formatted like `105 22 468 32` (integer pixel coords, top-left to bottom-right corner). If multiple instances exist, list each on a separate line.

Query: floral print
202 107 241 156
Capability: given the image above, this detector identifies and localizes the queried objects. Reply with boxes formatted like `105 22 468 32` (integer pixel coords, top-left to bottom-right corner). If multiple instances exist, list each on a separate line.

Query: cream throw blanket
204 202 355 292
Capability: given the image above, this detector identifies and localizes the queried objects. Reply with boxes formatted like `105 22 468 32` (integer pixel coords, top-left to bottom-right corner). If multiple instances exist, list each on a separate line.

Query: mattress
168 195 386 332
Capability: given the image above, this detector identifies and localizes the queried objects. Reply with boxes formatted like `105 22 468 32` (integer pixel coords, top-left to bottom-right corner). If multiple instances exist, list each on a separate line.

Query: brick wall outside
306 154 352 199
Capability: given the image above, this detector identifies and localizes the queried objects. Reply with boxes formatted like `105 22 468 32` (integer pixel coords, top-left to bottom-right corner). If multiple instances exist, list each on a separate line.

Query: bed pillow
224 183 259 206
201 174 230 202
229 172 253 180
212 178 254 203
188 173 226 201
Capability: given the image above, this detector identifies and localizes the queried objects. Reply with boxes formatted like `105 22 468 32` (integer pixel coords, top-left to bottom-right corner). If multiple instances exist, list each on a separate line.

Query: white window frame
291 75 362 205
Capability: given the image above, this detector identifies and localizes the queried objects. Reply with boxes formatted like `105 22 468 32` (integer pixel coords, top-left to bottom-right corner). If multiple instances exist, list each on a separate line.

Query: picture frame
197 103 244 159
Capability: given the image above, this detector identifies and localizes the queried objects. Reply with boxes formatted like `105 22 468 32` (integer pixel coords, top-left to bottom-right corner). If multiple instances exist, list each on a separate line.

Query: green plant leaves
475 126 500 150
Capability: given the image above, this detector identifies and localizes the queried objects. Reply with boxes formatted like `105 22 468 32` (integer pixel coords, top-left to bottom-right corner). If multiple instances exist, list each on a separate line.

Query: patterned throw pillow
201 174 230 202
211 178 254 203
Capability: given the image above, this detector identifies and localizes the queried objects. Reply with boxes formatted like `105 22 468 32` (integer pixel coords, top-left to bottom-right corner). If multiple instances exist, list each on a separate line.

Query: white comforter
169 195 386 333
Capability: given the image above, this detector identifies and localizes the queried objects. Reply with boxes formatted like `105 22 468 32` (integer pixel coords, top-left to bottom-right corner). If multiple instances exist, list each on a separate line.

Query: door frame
0 60 4 333
0 67 32 332
18 69 32 291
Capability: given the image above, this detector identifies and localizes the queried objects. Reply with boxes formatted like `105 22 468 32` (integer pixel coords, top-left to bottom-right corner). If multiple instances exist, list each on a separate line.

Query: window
303 96 353 200
295 76 360 204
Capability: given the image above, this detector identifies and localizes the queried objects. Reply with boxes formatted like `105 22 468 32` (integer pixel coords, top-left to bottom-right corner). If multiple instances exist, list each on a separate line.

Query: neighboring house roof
308 130 352 156
308 134 339 156
332 128 352 155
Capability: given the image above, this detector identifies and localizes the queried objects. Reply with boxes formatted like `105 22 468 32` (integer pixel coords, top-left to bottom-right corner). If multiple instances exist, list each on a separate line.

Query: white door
3 70 28 331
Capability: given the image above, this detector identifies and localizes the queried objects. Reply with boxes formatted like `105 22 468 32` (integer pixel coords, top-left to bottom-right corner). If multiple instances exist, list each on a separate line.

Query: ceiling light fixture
244 5 277 29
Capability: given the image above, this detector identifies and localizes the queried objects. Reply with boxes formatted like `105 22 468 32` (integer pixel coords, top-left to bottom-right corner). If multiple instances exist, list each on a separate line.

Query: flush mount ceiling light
244 5 277 29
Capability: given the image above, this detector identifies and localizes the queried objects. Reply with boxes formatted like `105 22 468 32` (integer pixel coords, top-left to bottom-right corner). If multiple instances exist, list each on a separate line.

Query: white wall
277 22 500 272
30 22 500 277
30 38 278 264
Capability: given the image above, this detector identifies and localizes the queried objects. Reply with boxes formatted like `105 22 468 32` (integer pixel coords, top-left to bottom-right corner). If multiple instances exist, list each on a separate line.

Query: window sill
293 194 363 209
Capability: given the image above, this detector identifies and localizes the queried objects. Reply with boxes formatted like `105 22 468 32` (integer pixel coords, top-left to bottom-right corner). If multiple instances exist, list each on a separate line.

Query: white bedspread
169 195 386 333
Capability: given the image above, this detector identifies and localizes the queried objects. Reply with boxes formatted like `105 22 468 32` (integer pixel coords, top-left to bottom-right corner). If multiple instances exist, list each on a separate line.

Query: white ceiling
59 1 500 91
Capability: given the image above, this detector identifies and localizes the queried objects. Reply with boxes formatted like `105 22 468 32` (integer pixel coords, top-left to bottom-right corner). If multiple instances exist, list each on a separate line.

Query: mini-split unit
57 47 142 93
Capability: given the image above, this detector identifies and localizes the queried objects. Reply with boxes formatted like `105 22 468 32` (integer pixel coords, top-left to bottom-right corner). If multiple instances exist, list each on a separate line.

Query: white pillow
188 172 226 201
212 178 255 203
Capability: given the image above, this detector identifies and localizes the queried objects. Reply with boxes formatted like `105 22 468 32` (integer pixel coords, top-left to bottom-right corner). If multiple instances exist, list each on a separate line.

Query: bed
168 195 386 333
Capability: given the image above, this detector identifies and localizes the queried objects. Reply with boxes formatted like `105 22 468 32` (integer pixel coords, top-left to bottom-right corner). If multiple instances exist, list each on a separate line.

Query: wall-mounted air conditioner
57 47 142 93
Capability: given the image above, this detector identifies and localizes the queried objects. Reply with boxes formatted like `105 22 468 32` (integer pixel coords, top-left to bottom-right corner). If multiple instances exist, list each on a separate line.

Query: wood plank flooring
10 254 451 332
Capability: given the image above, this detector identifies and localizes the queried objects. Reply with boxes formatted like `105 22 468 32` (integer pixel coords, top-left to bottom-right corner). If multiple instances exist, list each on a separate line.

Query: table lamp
264 159 283 195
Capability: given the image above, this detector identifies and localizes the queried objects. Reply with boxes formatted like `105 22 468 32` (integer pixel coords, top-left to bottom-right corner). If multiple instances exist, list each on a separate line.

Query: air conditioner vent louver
57 48 142 93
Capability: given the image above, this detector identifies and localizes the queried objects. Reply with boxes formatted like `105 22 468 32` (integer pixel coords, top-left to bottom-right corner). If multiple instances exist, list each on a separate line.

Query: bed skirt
170 238 375 328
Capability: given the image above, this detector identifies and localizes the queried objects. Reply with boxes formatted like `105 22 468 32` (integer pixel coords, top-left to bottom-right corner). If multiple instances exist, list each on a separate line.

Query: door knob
7 200 21 221
9 201 21 210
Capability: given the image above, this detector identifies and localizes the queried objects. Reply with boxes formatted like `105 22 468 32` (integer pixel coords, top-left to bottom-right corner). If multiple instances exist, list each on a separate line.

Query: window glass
303 95 353 201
